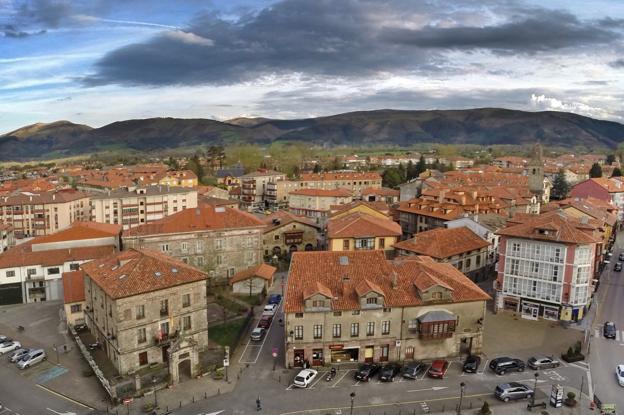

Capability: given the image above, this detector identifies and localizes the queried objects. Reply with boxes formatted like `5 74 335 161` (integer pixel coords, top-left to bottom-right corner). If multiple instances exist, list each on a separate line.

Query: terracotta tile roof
285 251 490 313
33 222 121 244
0 242 116 268
394 227 490 259
300 172 381 181
586 177 624 193
329 200 390 217
0 189 89 206
240 169 284 178
62 270 85 304
327 212 401 239
289 188 353 197
262 210 320 232
544 198 617 227
497 210 601 245
229 263 276 284
124 205 265 236
82 249 208 299
361 187 399 197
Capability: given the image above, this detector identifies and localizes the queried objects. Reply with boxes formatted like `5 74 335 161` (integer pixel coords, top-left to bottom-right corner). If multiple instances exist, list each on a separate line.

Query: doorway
161 345 170 363
380 345 389 362
364 346 374 363
178 359 192 382
293 349 305 367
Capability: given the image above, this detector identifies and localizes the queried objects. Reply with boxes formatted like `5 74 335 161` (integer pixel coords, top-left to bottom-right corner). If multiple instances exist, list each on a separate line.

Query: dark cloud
16 0 72 28
83 0 623 87
1 24 46 38
609 59 624 68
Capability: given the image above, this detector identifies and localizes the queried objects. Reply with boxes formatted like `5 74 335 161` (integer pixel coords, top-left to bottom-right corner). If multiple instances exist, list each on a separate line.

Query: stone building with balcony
261 211 321 258
239 170 286 208
284 250 489 368
326 212 401 256
0 222 121 304
82 249 209 382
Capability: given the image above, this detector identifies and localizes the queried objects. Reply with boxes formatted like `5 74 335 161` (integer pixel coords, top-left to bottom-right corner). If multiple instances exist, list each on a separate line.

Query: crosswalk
594 328 624 342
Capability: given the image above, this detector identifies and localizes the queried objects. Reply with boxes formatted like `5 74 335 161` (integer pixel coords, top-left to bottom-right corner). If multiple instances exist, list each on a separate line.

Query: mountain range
2 108 624 161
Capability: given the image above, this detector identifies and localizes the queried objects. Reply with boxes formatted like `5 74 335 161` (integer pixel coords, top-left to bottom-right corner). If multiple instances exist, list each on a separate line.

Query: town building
157 170 198 188
0 222 121 304
90 185 198 230
63 270 86 326
394 227 491 282
327 212 401 256
0 223 15 252
215 165 245 190
361 187 400 204
329 200 391 220
0 189 91 238
298 172 382 197
122 205 265 283
288 188 353 225
495 211 600 321
240 170 286 208
570 177 624 220
284 251 489 367
262 211 321 258
230 263 276 295
445 214 508 268
82 249 209 382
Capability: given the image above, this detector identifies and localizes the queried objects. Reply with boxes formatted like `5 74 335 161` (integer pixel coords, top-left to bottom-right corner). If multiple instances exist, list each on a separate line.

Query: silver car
17 349 46 369
8 348 30 363
495 382 534 402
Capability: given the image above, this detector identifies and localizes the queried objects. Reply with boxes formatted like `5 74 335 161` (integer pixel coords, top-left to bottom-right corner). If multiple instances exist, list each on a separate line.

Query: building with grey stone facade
122 205 266 284
81 249 209 382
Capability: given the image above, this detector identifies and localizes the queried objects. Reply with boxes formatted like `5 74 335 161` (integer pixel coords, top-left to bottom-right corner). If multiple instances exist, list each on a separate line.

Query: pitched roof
229 263 276 284
33 222 121 244
0 242 116 269
289 188 353 197
262 210 320 232
329 200 391 217
300 172 381 181
393 227 489 259
285 251 490 313
0 189 89 206
361 187 400 197
81 249 208 299
327 212 401 239
586 177 624 193
124 205 265 236
62 270 85 304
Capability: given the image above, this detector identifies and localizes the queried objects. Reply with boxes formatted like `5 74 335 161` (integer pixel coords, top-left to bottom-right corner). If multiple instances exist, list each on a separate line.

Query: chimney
391 271 398 289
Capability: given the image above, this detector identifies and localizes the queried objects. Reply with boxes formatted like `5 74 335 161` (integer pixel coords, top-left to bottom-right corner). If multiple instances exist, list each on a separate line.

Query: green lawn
233 293 264 306
208 318 249 347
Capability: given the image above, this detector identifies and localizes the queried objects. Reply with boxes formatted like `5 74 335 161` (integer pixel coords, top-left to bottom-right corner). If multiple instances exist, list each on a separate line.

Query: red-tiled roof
289 188 353 197
300 172 381 181
497 211 601 244
0 243 116 268
62 270 85 304
82 249 208 299
361 187 399 197
329 200 390 217
229 263 276 284
285 251 490 313
262 210 320 232
0 189 89 206
33 222 121 244
394 227 490 259
327 212 401 238
124 205 265 236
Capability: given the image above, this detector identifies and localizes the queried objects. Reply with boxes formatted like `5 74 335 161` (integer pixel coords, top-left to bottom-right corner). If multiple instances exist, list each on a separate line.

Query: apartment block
240 170 286 208
288 188 353 225
298 172 382 197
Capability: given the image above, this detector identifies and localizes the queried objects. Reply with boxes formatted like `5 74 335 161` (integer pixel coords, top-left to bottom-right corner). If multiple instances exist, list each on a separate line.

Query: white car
293 369 318 388
263 304 278 316
0 341 21 354
617 365 624 387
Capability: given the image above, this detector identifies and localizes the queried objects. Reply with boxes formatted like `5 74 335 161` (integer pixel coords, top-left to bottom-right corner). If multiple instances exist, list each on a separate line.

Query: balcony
154 330 178 346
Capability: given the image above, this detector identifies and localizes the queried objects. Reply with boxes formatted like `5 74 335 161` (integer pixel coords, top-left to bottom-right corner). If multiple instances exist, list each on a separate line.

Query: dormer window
366 297 378 305
312 300 326 308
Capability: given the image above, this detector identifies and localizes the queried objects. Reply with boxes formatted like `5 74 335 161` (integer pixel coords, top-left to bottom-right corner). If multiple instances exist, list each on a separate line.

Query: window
294 325 303 340
196 256 204 267
313 324 323 339
274 234 280 241
510 259 519 275
351 322 359 337
352 310 360 316
160 299 169 316
476 255 481 267
532 262 539 273
333 311 342 316
5 270 15 278
366 297 377 305
456 261 463 271
183 316 192 330
512 242 520 253
138 351 148 366
27 268 36 277
70 304 82 313
196 240 204 253
69 263 79 271
382 320 390 335
418 320 456 338
182 293 191 307
366 322 375 336
136 305 145 319
47 267 60 275
343 240 350 250
465 258 471 269
137 328 146 344
215 239 224 250
379 238 385 249
295 312 304 318
332 324 341 338
312 300 325 308
181 242 188 252
161 244 169 253
383 307 392 312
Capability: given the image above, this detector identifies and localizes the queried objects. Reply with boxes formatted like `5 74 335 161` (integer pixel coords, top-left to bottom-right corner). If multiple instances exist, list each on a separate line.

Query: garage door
0 283 23 305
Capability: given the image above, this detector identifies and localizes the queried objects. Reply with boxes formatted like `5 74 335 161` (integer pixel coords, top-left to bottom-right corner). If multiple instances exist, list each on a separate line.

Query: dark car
74 323 87 332
268 294 282 305
379 363 401 382
257 315 273 329
495 382 534 402
354 363 380 381
604 321 617 339
463 355 481 373
489 357 525 375
402 361 426 379
615 263 622 272
527 355 560 370
619 253 624 261
427 360 450 379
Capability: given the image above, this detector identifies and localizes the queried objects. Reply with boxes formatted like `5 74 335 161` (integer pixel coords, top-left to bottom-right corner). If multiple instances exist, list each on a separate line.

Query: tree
415 155 426 176
166 156 180 170
382 168 402 189
313 163 321 173
589 163 603 178
606 154 616 165
185 153 205 184
612 167 623 177
397 163 406 182
406 160 417 180
551 169 570 200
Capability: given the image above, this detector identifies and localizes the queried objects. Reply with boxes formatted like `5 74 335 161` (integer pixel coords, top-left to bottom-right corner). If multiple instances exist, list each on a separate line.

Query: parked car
528 355 560 370
0 341 21 355
268 294 282 305
463 355 481 373
0 336 12 345
73 323 87 332
490 357 525 375
618 253 624 261
258 315 273 329
250 328 266 341
427 360 450 379
615 263 622 272
379 363 401 382
617 365 624 387
354 363 380 381
17 349 46 369
293 369 318 388
8 348 30 363
495 382 534 402
402 361 426 379
604 322 617 339
263 304 278 315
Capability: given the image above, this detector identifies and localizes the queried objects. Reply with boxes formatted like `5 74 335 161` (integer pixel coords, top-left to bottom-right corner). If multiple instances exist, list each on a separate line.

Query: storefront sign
329 344 344 350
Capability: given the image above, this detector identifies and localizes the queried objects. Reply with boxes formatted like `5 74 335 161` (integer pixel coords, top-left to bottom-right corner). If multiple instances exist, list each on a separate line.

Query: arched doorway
304 243 314 251
289 245 298 254
272 246 282 256
178 359 192 382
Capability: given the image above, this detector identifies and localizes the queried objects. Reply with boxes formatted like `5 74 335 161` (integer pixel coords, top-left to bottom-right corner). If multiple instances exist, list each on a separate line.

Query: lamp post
457 382 466 415
349 391 356 415
532 372 539 406
152 376 158 408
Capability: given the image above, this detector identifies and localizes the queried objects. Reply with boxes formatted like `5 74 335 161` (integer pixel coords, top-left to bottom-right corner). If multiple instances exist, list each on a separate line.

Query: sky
1 0 624 133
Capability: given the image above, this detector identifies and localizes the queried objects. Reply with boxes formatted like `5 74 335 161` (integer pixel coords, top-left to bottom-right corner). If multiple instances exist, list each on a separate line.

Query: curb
36 383 96 410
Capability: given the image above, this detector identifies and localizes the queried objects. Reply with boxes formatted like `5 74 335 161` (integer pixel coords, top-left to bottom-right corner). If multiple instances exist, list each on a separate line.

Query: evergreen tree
416 155 426 176
397 163 406 182
406 160 416 180
551 169 570 200
313 163 321 173
611 167 622 177
382 168 402 189
185 154 205 184
589 163 603 178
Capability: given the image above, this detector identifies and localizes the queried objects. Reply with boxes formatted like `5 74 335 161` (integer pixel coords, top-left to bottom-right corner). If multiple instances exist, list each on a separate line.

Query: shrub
574 341 582 354
480 401 491 415
567 392 576 400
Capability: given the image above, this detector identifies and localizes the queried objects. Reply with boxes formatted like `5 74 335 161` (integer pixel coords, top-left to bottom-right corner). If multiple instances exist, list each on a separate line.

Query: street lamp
152 376 158 408
531 372 539 407
457 382 466 415
349 392 356 415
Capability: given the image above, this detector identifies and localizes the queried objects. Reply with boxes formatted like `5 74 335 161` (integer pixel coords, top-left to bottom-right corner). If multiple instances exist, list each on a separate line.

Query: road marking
587 363 593 401
308 371 327 389
595 329 600 338
36 385 93 409
285 384 295 390
518 379 546 383
407 386 448 392
46 409 76 415
330 369 351 388
478 360 488 375
571 361 589 370
419 365 430 380
352 380 361 386
238 312 276 364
